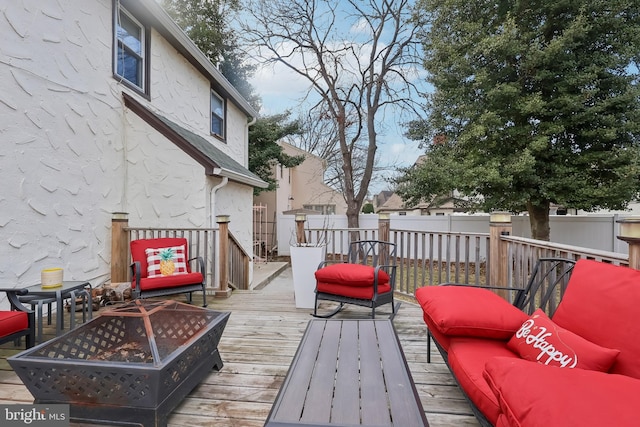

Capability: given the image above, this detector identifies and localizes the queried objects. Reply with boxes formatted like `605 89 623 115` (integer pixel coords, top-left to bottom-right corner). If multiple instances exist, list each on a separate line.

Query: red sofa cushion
551 259 640 379
130 238 192 279
139 272 204 291
484 357 640 427
0 311 28 338
508 309 619 371
415 286 529 339
315 263 390 287
316 282 392 299
422 312 451 351
447 338 519 425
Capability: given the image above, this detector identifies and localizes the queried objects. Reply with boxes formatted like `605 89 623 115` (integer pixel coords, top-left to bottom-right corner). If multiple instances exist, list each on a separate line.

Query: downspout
210 176 229 227
246 115 256 166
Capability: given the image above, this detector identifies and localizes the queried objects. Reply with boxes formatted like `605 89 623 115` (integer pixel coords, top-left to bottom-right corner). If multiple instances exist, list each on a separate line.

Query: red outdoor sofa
416 258 640 427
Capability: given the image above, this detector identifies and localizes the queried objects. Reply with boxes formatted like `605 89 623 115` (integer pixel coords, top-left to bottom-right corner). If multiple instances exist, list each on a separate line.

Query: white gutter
213 167 268 189
210 176 229 227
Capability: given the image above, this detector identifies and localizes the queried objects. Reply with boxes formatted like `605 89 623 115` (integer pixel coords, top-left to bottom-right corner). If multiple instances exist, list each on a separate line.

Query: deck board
0 266 481 427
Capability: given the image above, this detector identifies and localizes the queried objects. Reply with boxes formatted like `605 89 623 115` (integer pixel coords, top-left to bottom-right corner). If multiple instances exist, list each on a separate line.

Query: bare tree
241 0 422 228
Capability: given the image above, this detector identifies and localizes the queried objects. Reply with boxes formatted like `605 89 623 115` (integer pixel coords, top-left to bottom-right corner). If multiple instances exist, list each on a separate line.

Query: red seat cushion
139 272 204 291
447 338 519 425
315 263 389 287
551 259 640 379
484 357 640 427
130 238 191 279
508 308 619 371
316 282 392 299
0 311 29 338
415 286 529 340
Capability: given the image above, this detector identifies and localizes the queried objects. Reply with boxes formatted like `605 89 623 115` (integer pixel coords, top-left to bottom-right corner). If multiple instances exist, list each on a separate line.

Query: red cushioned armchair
313 240 399 319
130 237 207 307
0 287 35 349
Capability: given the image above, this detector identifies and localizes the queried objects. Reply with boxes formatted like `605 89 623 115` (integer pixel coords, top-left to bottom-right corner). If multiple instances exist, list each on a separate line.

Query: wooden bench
265 319 429 427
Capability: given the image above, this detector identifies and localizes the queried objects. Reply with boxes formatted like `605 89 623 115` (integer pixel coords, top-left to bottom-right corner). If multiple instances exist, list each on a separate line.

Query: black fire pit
8 299 230 427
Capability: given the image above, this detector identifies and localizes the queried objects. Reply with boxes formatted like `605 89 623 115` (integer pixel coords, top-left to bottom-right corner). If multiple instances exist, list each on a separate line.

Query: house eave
123 93 267 189
121 0 258 120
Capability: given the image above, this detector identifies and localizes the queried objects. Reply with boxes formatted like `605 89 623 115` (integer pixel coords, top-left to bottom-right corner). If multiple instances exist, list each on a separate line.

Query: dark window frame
210 89 226 140
113 2 150 97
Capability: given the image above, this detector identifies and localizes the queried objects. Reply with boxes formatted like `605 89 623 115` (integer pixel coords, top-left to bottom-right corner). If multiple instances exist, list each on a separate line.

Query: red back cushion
551 259 640 378
315 263 389 287
508 309 619 371
130 238 190 279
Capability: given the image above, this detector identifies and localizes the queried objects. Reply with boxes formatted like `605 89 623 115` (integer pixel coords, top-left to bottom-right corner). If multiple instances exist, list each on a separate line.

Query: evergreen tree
161 0 259 109
249 113 305 194
398 0 640 240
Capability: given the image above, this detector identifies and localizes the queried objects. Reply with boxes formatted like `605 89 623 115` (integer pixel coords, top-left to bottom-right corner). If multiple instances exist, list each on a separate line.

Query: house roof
124 93 267 188
378 193 405 210
122 0 258 119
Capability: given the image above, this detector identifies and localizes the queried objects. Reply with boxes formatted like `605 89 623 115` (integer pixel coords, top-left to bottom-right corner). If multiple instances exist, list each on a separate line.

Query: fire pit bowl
8 299 230 427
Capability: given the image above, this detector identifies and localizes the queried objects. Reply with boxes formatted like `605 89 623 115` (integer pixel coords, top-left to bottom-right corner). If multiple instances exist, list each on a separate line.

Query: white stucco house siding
1 0 123 288
0 0 264 299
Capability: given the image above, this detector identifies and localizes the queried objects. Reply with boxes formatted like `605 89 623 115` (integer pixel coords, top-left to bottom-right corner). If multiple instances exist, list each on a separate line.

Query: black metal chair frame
313 240 400 320
424 257 576 427
0 288 36 349
129 237 208 308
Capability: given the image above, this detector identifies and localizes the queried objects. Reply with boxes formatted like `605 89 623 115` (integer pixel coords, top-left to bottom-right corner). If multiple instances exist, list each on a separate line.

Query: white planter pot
290 245 326 309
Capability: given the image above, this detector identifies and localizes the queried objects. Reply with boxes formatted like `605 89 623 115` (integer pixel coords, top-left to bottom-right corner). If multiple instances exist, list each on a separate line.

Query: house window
211 90 225 138
114 5 146 92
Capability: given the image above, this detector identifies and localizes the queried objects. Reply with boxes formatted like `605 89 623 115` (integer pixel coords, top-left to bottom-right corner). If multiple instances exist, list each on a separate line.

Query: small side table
20 281 92 339
18 295 57 343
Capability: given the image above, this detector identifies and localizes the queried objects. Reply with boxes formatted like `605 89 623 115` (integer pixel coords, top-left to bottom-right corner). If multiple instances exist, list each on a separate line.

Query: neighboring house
375 192 469 216
0 0 266 294
377 154 475 216
254 141 347 252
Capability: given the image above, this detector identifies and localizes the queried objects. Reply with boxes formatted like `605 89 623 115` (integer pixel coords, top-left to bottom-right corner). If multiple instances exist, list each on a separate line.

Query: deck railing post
378 212 390 243
111 212 129 282
295 214 307 245
617 217 640 270
489 212 512 297
215 214 232 298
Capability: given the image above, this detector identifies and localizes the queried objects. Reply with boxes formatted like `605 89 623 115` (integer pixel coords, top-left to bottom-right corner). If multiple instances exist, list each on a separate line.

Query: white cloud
350 18 372 36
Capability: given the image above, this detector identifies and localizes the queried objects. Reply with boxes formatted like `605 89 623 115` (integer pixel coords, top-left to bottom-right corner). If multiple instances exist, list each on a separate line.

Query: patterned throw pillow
507 309 619 371
145 245 188 278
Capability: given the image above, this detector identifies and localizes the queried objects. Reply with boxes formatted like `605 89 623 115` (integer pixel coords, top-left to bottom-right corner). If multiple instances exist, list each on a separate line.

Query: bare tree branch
241 0 422 226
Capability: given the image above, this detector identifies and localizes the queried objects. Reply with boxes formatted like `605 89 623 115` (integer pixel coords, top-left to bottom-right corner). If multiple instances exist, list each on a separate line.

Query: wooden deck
0 266 480 427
